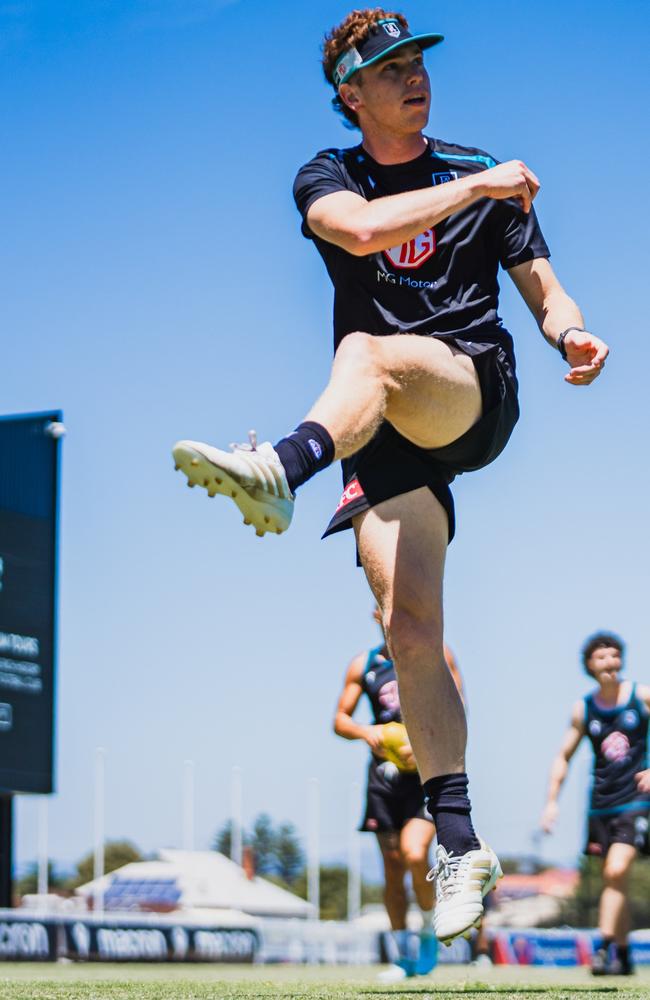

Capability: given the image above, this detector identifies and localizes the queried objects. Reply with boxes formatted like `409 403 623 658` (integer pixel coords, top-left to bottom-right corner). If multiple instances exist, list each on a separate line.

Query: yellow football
381 721 417 772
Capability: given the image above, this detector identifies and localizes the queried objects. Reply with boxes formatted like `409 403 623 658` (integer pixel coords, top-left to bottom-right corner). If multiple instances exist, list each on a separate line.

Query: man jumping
173 8 608 943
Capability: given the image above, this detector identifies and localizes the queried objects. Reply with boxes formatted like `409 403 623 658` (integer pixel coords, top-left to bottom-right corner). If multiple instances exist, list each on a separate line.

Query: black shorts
323 331 519 544
584 809 650 857
359 758 433 833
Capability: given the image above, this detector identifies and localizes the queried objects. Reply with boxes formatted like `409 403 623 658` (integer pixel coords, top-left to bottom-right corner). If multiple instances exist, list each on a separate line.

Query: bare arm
540 700 585 833
333 653 386 756
634 685 650 794
508 257 608 386
307 160 540 257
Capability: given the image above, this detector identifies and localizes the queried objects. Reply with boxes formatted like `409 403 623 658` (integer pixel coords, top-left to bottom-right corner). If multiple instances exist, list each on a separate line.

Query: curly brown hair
581 631 625 676
322 8 409 129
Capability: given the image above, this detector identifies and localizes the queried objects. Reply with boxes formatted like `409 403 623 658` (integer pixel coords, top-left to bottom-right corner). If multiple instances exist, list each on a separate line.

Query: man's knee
402 844 429 869
335 331 384 379
603 856 633 885
385 608 442 666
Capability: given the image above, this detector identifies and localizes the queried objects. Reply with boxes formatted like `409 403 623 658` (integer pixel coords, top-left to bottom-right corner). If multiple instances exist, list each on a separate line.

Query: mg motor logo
384 229 436 269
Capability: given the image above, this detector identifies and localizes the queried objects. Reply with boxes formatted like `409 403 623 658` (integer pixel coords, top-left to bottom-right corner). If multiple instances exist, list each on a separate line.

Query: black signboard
62 920 259 962
0 412 62 793
0 916 58 961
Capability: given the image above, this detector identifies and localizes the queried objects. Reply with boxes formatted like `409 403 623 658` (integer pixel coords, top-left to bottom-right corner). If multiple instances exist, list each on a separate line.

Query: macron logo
308 439 322 460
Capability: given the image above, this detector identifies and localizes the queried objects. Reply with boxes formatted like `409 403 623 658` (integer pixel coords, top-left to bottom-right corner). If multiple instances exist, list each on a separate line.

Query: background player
334 607 464 979
173 8 608 942
541 632 650 976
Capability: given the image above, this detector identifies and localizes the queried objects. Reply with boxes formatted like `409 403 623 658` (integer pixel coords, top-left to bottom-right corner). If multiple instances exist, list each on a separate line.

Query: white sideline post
93 747 105 914
183 759 195 851
231 766 243 867
37 796 48 903
348 780 361 921
308 777 320 920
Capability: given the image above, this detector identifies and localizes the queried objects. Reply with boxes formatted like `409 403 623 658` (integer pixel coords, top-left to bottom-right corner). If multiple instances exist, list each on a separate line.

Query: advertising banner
0 917 58 961
62 920 259 963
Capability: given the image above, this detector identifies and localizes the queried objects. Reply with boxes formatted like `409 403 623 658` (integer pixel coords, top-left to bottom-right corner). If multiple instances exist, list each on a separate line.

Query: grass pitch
1 963 650 999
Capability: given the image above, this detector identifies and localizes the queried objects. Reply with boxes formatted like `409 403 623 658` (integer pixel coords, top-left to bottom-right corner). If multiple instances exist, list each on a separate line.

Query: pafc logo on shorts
383 228 436 269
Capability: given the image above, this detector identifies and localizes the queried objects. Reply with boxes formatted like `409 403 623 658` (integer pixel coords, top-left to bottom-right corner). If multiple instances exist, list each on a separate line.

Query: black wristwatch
557 326 585 361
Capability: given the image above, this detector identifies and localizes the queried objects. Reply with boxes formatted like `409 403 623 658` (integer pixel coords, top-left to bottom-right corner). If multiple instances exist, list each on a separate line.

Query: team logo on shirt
432 171 458 185
378 680 400 714
589 720 602 737
621 710 639 730
601 730 630 763
384 228 436 269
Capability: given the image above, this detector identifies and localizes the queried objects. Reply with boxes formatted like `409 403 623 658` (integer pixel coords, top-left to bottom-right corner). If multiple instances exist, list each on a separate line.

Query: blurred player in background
541 632 650 976
334 607 464 980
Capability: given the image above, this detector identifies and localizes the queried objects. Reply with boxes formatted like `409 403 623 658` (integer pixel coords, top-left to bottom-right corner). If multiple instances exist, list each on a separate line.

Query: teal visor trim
333 31 444 89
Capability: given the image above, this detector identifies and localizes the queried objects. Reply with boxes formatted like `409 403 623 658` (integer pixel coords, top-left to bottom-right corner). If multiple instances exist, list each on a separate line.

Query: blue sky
3 0 650 883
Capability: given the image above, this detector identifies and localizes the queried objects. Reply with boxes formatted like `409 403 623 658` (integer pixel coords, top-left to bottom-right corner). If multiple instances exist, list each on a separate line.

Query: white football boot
428 839 502 945
172 431 294 537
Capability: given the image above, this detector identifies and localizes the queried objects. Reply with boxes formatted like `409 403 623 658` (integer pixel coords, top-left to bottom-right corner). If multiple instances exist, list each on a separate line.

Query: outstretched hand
563 329 609 386
540 801 559 834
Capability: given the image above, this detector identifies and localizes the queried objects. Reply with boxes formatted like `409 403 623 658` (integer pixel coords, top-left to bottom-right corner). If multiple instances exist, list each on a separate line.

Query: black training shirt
293 136 550 356
584 684 650 816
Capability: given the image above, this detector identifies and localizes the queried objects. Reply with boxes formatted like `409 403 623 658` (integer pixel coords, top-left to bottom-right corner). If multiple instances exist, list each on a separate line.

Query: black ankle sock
615 942 628 960
601 935 614 950
423 773 481 856
274 421 335 493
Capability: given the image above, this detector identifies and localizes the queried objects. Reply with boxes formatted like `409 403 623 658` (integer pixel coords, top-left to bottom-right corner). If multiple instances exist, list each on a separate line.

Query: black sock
274 421 335 493
600 935 614 956
615 942 628 960
423 773 480 856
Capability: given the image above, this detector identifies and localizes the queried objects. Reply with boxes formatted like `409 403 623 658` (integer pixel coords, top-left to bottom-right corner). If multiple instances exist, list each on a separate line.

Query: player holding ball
334 607 464 980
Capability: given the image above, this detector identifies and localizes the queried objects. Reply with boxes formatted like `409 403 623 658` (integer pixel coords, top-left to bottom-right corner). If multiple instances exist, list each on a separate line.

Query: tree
251 814 276 875
274 822 304 886
72 840 142 888
292 865 347 920
212 815 304 884
558 855 650 930
16 862 65 897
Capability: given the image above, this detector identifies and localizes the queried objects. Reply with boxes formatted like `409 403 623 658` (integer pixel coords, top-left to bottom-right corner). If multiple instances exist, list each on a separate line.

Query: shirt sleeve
498 201 550 270
293 152 352 238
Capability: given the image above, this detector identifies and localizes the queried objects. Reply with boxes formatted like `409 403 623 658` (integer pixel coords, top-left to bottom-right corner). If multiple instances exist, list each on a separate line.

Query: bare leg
306 332 481 458
354 487 466 780
400 818 435 911
377 832 408 930
600 843 636 945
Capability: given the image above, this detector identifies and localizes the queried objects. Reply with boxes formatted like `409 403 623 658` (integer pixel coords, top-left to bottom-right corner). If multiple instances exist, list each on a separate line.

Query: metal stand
0 794 13 907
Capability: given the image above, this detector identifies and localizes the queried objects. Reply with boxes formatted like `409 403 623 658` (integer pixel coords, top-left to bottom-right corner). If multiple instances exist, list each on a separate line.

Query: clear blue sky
4 0 650 882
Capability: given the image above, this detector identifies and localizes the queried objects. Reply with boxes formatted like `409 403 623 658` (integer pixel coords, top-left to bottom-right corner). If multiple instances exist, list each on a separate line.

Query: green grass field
1 963 650 1000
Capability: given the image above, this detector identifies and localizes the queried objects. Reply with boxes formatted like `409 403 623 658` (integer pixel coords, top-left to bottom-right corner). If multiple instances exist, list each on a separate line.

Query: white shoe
471 953 493 967
377 963 409 983
172 431 294 537
428 839 502 945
